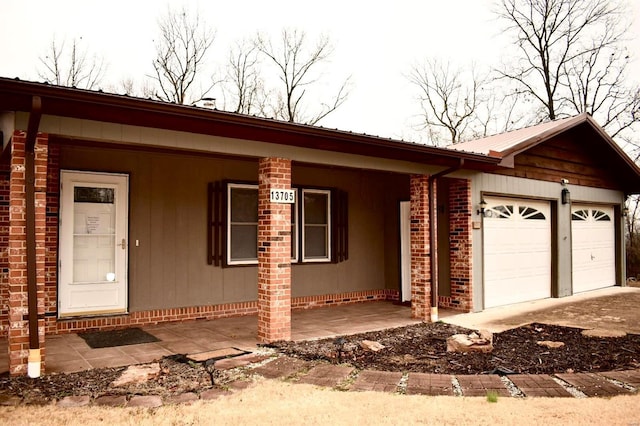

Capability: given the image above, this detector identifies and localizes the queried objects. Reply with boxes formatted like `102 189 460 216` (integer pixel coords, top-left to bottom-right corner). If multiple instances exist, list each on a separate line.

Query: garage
571 205 616 293
483 197 551 308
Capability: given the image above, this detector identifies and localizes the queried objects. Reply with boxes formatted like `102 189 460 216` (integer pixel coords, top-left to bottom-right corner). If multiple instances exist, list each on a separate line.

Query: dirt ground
1 380 639 426
269 322 640 374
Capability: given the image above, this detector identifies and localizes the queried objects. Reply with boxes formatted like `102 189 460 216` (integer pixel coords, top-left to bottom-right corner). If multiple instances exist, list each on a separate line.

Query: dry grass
1 379 639 425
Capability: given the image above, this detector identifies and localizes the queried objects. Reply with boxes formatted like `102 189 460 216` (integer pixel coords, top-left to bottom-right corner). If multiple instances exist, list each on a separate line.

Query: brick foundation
257 158 292 342
7 131 48 376
52 289 400 334
410 174 431 321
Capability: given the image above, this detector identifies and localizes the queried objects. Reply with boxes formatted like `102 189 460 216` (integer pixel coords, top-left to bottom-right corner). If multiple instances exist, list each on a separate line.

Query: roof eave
0 78 500 170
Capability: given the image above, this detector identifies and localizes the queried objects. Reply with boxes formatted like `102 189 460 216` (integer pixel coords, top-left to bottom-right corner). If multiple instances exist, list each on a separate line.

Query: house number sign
270 189 296 204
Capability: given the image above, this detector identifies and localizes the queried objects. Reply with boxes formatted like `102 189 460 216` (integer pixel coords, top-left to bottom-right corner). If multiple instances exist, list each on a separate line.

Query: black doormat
79 327 160 349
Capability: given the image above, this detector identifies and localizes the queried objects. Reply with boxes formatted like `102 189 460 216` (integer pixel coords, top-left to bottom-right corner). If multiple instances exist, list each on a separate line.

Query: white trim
302 188 332 262
291 193 299 263
226 183 259 266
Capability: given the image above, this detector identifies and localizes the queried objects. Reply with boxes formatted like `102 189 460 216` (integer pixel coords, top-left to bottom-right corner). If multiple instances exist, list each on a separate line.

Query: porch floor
1 301 460 375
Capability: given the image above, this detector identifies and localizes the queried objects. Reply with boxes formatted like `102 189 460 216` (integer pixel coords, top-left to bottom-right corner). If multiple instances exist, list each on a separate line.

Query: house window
225 184 302 265
227 184 259 265
302 189 331 262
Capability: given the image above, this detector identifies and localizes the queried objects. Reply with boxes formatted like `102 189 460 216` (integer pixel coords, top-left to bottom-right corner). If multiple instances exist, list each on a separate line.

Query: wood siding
493 127 622 189
57 142 408 312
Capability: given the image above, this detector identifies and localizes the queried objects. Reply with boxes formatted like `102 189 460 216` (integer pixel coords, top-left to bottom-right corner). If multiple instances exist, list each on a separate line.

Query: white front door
59 171 129 317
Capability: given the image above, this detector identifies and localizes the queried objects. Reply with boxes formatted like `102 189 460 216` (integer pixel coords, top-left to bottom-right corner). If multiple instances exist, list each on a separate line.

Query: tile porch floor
1 301 460 375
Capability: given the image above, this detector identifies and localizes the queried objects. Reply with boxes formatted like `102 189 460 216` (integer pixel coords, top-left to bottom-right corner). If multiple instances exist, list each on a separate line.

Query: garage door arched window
485 205 513 219
519 206 546 220
485 204 545 220
572 209 611 222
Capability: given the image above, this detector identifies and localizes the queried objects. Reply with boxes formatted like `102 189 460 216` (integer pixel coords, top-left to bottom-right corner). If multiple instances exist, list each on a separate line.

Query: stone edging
1 355 638 408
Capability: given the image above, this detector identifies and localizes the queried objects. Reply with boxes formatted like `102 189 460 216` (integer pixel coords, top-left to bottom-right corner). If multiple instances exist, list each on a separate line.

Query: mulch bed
267 322 640 375
1 322 639 402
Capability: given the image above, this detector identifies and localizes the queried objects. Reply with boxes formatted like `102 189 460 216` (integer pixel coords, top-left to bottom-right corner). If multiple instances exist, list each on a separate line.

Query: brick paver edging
0 356 638 408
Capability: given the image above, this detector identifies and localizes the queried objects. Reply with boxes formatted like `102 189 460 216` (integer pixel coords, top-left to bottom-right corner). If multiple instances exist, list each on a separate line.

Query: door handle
118 238 127 249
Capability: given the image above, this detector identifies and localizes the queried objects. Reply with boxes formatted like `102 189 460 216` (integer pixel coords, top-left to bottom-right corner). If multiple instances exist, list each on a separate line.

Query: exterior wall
292 166 409 296
469 171 625 311
46 141 409 329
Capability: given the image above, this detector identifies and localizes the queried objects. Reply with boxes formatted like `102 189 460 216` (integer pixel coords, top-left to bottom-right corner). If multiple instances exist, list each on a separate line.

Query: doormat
79 327 160 349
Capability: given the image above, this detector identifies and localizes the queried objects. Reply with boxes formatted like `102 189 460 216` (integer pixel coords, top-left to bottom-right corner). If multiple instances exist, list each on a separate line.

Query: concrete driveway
443 286 640 335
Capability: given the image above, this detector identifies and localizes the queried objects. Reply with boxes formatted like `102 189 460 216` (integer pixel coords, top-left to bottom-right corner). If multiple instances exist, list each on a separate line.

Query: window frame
226 183 259 266
225 183 300 266
301 188 332 263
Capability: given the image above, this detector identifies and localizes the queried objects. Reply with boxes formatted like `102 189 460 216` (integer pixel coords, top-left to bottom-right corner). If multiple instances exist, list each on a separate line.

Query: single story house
1 77 639 376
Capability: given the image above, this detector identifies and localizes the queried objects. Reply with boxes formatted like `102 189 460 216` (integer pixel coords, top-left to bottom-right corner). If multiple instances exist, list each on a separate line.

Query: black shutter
333 189 349 263
207 181 223 266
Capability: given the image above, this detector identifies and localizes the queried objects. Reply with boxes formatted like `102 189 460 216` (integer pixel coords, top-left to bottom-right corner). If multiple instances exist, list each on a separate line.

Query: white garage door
571 205 616 293
483 197 551 308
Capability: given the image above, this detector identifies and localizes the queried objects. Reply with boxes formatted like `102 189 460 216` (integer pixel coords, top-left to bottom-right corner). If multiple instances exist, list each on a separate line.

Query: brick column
257 158 292 342
8 131 48 376
0 163 10 336
44 141 60 334
448 178 473 312
410 174 431 321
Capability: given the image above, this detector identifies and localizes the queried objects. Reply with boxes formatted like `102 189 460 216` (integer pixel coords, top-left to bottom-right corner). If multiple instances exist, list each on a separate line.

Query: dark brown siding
493 127 623 189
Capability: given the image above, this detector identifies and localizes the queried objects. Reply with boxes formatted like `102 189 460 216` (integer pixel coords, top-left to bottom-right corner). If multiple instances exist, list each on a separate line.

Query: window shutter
207 181 224 266
333 189 349 263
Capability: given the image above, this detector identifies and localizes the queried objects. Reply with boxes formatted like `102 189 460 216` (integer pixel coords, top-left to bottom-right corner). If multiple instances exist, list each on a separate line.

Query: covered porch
0 78 499 376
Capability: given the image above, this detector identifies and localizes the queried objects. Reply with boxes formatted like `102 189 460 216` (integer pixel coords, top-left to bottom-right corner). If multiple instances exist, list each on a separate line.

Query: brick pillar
257 158 292 342
410 174 431 321
448 178 473 312
8 131 48 376
0 163 10 336
44 141 60 334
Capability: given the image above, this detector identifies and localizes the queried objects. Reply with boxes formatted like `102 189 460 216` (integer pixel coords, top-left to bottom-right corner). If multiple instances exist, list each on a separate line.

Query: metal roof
448 114 586 157
0 77 500 171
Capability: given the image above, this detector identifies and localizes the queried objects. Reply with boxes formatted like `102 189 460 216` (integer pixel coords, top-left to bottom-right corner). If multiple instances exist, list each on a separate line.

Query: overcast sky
1 0 639 141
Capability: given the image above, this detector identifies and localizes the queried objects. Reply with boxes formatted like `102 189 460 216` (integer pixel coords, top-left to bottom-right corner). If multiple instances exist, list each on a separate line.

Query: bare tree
107 77 155 98
38 37 105 89
562 46 640 138
224 39 265 115
255 28 350 125
495 0 635 126
151 7 216 104
409 60 485 145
